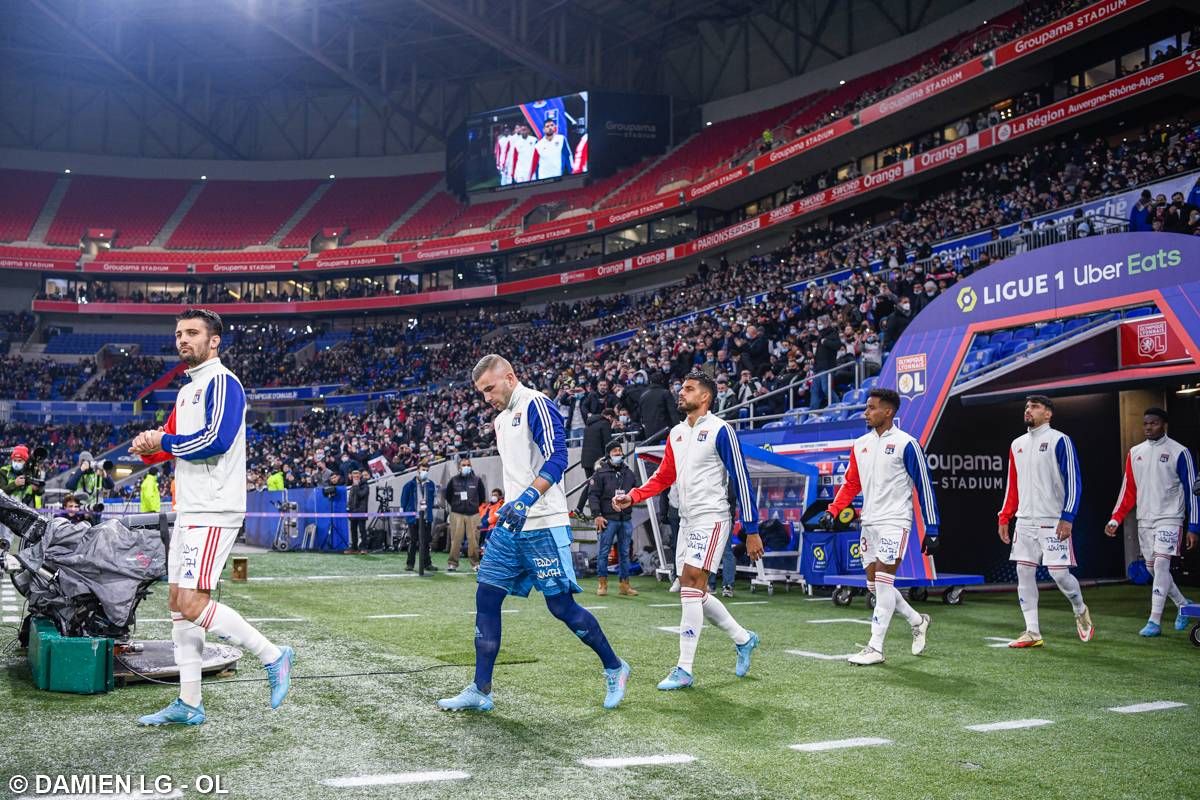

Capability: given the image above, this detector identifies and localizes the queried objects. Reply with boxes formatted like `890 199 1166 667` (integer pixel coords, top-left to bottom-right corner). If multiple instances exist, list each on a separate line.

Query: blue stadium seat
1124 306 1157 318
989 330 1013 345
1011 327 1037 341
973 334 990 348
860 376 879 389
1037 323 1064 339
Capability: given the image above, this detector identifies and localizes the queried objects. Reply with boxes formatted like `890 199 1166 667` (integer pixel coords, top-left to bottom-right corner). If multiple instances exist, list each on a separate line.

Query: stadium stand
45 175 193 247
278 173 441 247
166 179 321 249
0 169 58 242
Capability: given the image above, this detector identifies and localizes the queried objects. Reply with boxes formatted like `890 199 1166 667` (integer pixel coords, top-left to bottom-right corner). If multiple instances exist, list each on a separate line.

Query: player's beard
179 341 209 367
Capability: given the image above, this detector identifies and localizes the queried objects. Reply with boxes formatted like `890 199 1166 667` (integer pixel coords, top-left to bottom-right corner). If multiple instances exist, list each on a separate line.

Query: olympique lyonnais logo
884 444 896 455
1136 320 1168 358
697 430 709 442
511 412 522 427
896 353 927 399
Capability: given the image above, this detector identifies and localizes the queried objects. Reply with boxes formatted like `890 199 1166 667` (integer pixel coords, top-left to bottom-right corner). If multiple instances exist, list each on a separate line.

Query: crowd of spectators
0 356 92 400
81 355 170 401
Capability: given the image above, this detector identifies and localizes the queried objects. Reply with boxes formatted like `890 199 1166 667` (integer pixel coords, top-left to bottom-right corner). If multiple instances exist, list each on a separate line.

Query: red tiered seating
0 244 79 262
0 169 57 242
389 192 462 241
278 173 441 247
167 180 320 249
45 175 192 247
443 199 515 234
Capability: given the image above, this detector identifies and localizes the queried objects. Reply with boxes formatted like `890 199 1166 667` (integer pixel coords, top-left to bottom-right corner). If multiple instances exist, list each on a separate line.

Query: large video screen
464 92 588 193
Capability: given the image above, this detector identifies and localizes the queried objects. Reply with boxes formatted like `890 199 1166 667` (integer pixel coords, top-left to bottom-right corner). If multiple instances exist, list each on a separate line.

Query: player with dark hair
531 115 571 180
613 371 764 690
998 395 1092 647
1106 406 1197 636
438 355 629 712
131 308 293 725
821 388 940 665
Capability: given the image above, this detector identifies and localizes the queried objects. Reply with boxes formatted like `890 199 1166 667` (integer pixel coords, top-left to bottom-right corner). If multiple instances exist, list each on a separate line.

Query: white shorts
1139 524 1182 560
1010 521 1076 568
676 518 731 574
169 523 238 591
860 523 909 566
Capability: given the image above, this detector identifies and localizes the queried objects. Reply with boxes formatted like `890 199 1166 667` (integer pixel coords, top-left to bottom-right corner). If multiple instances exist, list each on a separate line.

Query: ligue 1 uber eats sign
881 233 1200 443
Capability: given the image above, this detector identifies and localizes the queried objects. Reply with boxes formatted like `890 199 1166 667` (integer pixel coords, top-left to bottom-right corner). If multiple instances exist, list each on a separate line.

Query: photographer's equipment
271 497 299 551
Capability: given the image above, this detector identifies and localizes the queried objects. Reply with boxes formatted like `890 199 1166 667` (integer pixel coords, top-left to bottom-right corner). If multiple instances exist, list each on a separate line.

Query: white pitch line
17 791 183 800
789 737 892 753
463 609 519 614
804 597 834 602
965 719 1054 732
583 606 608 610
580 754 697 768
322 771 470 788
784 649 857 661
657 626 683 634
729 601 769 605
365 614 423 619
808 618 872 625
1108 701 1187 714
648 603 678 607
984 636 1017 648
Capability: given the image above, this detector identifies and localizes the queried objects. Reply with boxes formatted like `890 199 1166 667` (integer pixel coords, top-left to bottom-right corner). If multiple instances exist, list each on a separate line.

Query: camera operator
347 469 369 553
1 444 43 507
444 456 486 572
401 460 437 574
65 450 115 510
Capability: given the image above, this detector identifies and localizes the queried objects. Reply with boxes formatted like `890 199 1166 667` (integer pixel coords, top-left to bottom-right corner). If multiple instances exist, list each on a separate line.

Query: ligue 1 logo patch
896 353 927 399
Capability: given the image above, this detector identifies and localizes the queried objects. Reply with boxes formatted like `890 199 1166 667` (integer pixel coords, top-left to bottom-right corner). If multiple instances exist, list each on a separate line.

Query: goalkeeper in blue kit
438 355 630 712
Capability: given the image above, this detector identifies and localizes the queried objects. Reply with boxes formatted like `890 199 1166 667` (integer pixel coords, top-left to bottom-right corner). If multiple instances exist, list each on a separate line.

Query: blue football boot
137 698 205 726
1139 620 1161 637
603 659 631 709
656 666 694 691
1175 603 1192 631
735 631 759 677
266 646 294 709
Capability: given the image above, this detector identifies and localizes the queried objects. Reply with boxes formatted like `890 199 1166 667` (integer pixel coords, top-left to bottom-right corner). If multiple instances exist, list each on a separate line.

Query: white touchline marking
1108 701 1187 714
365 614 423 619
583 606 608 610
789 737 892 753
463 609 519 614
984 636 1017 648
580 754 697 768
17 791 184 800
784 649 859 661
657 626 683 634
139 617 306 623
648 603 678 607
804 597 833 602
808 618 872 625
965 719 1054 732
729 601 768 605
321 771 471 788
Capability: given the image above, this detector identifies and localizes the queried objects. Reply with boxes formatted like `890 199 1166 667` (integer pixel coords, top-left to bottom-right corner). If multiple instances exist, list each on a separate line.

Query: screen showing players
465 92 588 192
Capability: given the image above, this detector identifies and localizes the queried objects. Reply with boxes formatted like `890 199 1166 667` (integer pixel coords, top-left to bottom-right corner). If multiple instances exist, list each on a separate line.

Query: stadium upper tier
0 0 1163 275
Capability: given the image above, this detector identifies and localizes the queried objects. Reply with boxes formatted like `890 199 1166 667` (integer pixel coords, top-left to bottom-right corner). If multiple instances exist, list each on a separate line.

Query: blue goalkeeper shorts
477 525 581 598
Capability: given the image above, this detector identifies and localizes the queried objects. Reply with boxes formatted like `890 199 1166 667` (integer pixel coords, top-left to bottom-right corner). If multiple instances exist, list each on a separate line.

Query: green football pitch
3 552 1197 800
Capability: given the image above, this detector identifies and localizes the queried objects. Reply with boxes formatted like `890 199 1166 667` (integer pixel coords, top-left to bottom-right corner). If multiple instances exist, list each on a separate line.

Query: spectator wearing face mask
588 441 639 597
401 461 438 575
883 296 914 352
1165 191 1199 234
576 409 615 516
444 456 487 572
480 488 504 545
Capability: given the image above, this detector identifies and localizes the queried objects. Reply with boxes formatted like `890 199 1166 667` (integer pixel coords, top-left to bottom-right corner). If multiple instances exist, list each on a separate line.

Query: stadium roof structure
0 0 978 159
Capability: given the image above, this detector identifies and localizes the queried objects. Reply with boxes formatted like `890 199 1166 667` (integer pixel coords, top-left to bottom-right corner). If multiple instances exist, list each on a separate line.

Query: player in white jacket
822 388 939 665
997 395 1093 648
130 309 293 726
614 371 765 691
1105 407 1197 636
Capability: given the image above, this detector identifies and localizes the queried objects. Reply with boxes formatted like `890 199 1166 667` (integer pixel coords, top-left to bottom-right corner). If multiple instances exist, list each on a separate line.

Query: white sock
172 612 204 707
866 580 876 597
678 588 704 673
1150 555 1173 624
869 574 898 652
1160 556 1187 607
701 592 750 645
197 600 282 665
890 583 923 625
1050 567 1086 615
1016 563 1040 635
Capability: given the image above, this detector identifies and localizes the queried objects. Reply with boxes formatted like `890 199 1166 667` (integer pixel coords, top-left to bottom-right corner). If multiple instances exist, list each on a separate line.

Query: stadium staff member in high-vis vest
130 308 294 726
1105 406 1196 636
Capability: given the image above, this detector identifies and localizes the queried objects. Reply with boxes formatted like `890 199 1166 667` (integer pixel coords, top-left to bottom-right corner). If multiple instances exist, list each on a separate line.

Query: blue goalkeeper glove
497 486 541 533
